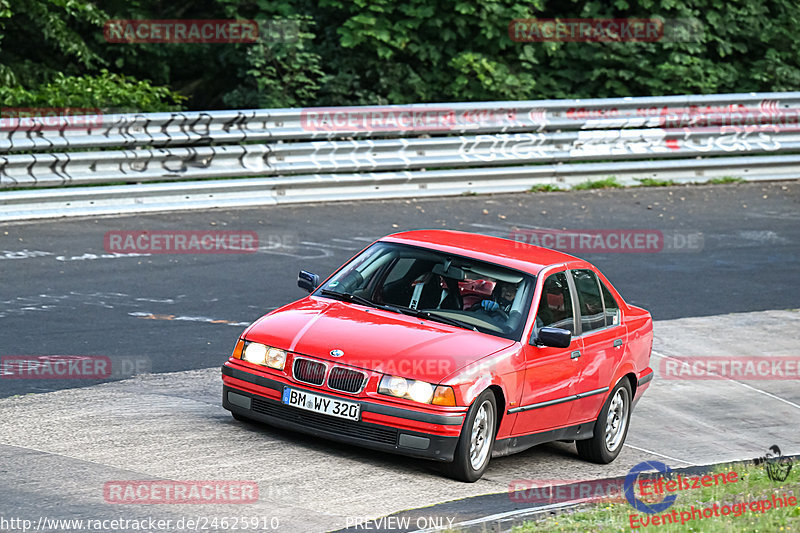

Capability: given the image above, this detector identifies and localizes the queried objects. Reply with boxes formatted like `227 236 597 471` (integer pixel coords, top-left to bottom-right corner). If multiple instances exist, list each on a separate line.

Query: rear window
600 280 621 327
571 269 605 334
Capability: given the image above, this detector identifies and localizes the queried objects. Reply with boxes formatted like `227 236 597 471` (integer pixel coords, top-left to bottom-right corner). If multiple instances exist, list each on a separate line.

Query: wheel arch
624 371 637 398
609 362 638 400
487 384 506 436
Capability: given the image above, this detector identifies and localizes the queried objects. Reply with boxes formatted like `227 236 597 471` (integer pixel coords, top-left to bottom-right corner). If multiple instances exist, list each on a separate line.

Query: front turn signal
432 385 456 406
231 339 245 359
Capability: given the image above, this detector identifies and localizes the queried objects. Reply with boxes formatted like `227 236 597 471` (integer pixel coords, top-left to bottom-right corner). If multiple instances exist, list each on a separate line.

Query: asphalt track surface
0 311 798 533
1 181 798 397
1 181 799 532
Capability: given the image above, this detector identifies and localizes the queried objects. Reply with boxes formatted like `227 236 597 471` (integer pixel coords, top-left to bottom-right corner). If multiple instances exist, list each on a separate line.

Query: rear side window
600 281 620 326
536 272 575 334
571 269 605 334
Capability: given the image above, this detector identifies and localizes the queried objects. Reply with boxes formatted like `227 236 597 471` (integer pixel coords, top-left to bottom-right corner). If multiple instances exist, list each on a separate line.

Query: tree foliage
0 70 186 111
0 0 185 111
0 0 798 111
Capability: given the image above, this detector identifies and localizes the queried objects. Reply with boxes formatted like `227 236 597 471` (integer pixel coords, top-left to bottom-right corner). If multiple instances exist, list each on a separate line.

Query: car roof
381 230 579 276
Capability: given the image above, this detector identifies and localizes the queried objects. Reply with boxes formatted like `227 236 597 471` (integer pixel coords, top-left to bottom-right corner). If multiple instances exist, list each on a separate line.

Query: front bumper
221 365 461 462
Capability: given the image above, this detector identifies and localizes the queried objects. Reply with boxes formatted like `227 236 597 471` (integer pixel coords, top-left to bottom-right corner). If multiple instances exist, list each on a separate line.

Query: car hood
244 297 516 383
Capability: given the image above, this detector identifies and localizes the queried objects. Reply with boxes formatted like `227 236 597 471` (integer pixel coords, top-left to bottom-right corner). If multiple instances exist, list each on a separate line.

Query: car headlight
241 342 286 370
265 347 287 369
408 380 434 403
378 375 455 406
384 375 408 397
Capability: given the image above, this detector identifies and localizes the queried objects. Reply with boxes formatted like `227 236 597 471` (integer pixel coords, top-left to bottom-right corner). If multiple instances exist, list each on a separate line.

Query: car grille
327 367 366 394
250 397 398 445
293 358 326 385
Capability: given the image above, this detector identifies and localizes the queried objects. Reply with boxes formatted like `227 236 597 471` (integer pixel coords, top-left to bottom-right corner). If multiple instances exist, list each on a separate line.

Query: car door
567 267 627 424
510 270 584 435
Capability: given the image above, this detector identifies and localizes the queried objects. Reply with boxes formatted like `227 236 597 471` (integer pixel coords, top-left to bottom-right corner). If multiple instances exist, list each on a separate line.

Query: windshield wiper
319 289 398 314
419 311 478 331
390 305 477 331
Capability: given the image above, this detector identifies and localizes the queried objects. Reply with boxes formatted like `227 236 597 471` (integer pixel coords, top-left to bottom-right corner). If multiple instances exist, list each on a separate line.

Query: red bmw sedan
222 230 653 481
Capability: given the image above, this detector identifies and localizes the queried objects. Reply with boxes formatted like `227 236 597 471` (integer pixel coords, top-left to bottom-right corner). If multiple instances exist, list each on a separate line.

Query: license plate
282 386 360 421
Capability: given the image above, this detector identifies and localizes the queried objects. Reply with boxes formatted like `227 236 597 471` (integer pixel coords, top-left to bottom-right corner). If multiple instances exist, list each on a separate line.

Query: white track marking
300 240 361 250
409 501 583 533
623 444 697 466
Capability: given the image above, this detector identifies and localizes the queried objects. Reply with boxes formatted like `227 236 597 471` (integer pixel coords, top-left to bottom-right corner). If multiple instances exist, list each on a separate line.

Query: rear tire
576 379 631 464
442 390 497 482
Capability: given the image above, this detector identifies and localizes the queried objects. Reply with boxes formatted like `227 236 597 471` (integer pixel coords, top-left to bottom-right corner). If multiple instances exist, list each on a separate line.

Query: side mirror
297 270 320 293
532 327 572 348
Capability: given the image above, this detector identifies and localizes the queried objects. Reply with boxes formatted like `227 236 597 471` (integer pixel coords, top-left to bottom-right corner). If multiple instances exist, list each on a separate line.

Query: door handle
613 339 623 348
571 350 581 359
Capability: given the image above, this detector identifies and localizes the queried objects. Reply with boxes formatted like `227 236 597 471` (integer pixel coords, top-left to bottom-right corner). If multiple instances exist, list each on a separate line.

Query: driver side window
535 272 575 334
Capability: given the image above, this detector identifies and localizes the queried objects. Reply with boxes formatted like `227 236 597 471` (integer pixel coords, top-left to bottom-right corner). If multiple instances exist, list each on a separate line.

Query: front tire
443 390 497 482
576 379 632 464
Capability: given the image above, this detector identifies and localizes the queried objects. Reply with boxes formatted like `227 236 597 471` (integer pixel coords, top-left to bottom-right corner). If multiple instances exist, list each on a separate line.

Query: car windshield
316 242 535 341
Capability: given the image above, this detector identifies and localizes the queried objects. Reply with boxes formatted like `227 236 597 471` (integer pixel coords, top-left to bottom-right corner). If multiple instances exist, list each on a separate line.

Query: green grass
511 463 799 533
636 178 677 187
529 184 562 192
706 176 744 184
572 177 623 190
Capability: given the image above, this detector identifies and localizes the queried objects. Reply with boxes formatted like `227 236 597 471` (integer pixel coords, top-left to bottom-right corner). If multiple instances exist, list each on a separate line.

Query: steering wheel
473 304 508 323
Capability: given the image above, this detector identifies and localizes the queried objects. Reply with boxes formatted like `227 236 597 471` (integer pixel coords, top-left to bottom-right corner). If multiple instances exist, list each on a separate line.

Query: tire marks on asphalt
128 312 255 327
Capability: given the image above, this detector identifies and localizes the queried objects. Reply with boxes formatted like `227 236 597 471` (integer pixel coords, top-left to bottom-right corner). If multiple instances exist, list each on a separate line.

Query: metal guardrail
3 154 798 222
1 91 800 220
4 130 800 189
3 92 800 153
